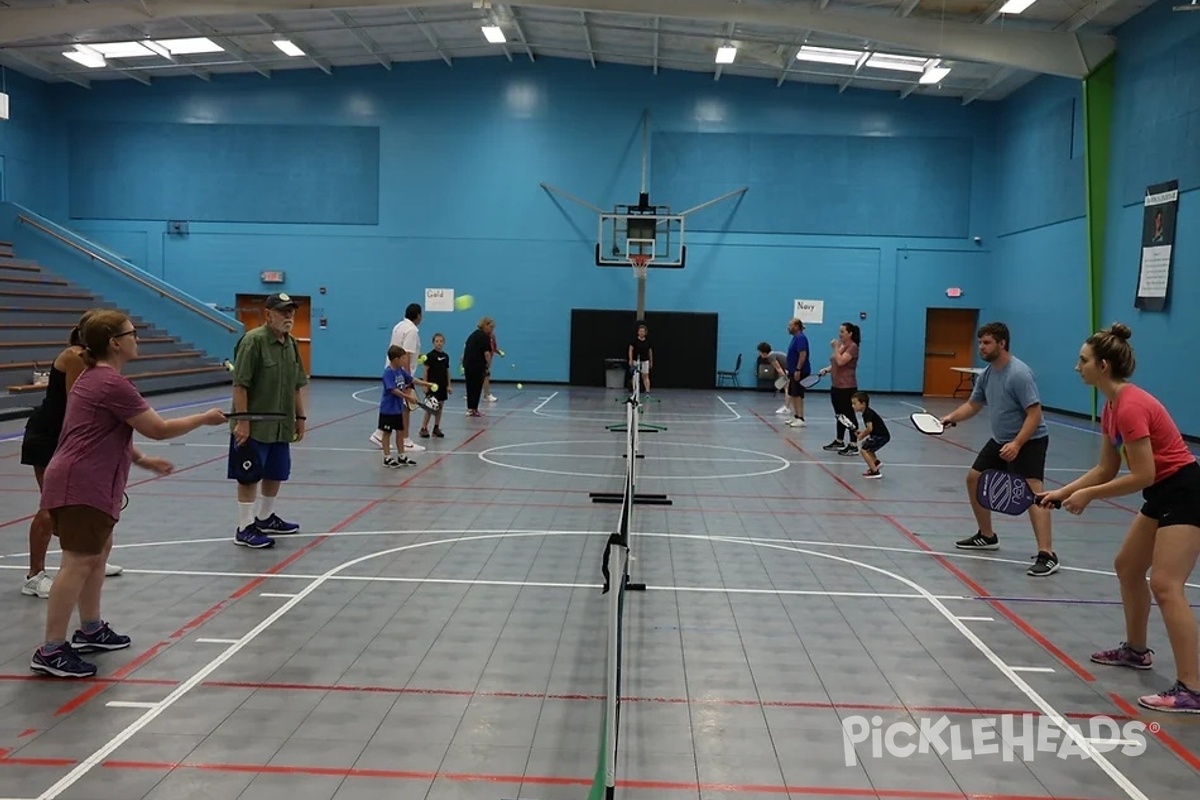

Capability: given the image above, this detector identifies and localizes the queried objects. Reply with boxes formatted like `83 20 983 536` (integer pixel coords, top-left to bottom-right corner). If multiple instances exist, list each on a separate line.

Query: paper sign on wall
424 288 454 313
793 299 824 325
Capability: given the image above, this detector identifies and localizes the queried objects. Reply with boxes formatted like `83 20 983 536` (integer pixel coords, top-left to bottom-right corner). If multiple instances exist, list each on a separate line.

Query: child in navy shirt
380 345 418 467
851 391 890 479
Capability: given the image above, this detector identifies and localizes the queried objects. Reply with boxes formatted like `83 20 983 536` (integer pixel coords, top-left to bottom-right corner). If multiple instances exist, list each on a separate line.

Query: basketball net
630 254 651 279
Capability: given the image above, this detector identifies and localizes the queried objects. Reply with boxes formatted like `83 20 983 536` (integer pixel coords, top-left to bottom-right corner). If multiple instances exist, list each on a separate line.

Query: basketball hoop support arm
538 182 608 215
678 186 748 217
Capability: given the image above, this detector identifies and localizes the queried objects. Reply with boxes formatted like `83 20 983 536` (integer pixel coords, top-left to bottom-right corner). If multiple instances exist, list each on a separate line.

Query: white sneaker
775 405 789 414
785 418 807 427
486 394 497 402
405 439 425 451
21 571 52 598
105 563 123 577
369 431 383 449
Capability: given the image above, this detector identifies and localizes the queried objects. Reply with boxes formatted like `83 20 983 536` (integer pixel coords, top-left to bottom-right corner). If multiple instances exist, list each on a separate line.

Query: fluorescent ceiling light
482 25 506 43
0 92 9 121
63 46 106 69
156 37 224 55
795 45 861 66
920 62 952 84
865 52 929 73
716 45 737 64
273 39 305 57
998 0 1038 13
89 41 155 58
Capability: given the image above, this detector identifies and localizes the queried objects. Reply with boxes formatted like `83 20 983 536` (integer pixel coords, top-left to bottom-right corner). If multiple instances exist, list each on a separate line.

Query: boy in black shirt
418 333 451 438
628 322 653 394
851 391 889 479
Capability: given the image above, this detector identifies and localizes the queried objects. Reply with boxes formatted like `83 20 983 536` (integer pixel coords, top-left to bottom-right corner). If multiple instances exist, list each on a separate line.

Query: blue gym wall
1100 1 1200 433
988 0 1200 434
990 75 1089 417
0 69 59 210
10 58 997 386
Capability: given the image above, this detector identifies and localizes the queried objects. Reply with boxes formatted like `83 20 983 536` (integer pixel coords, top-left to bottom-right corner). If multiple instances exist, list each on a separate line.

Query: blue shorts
227 436 291 484
861 435 889 453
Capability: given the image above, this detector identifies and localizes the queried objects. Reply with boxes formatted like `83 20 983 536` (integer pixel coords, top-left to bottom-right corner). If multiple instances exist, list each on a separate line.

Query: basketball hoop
630 254 651 279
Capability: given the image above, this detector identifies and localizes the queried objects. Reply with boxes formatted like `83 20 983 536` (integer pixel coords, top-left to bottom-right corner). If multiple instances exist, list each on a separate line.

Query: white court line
532 391 559 413
130 438 1095 473
105 701 157 709
10 529 1151 800
195 638 240 645
955 616 995 622
0 563 958 600
701 533 1148 800
259 592 297 598
716 396 741 420
1009 666 1056 673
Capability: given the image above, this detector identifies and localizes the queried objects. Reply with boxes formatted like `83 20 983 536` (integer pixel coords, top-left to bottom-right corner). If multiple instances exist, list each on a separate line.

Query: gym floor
0 380 1197 800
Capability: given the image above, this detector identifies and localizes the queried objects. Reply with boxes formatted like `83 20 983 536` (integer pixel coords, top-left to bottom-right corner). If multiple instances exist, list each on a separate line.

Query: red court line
0 756 1120 799
1108 692 1200 772
880 514 1097 684
49 404 409 717
0 672 1130 721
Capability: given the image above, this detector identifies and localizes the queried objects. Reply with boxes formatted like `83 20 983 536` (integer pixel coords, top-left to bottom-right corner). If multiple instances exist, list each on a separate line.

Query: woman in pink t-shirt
1040 322 1200 714
817 323 861 455
31 310 228 679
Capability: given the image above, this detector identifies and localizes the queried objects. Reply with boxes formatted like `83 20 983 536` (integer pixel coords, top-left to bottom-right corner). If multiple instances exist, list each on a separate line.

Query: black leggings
830 387 858 441
464 368 486 411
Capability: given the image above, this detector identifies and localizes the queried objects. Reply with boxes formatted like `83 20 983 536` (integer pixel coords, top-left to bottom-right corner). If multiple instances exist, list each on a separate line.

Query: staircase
0 240 233 417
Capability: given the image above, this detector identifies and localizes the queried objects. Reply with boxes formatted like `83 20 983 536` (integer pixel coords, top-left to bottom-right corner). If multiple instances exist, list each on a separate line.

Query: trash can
604 358 626 389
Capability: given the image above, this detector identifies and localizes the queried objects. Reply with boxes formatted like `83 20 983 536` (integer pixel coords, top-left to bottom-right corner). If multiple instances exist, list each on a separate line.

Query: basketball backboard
596 207 686 268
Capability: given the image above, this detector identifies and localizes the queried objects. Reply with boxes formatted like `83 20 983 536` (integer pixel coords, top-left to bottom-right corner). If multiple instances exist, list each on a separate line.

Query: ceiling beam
404 7 452 67
0 0 1117 80
580 11 597 69
181 17 270 78
257 14 332 75
0 49 90 88
333 10 391 70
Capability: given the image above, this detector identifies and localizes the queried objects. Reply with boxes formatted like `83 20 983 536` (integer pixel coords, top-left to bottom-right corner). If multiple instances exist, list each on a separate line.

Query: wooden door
922 308 978 397
235 294 312 375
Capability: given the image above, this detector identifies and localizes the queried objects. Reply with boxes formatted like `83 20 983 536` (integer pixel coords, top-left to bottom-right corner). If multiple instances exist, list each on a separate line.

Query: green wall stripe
1082 55 1116 420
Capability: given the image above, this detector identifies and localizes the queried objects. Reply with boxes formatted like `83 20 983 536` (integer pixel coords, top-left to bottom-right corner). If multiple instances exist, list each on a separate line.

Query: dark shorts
971 436 1049 482
20 425 59 470
787 376 809 398
227 436 291 485
49 505 115 555
861 435 889 453
378 413 405 432
1141 461 1200 529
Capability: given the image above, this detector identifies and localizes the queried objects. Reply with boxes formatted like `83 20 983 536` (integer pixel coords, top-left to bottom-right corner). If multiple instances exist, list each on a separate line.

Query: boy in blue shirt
380 345 418 468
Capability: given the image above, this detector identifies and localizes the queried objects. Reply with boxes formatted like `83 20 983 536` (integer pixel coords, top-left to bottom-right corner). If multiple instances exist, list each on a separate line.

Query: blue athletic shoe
72 621 131 653
31 643 97 678
235 526 275 548
255 513 299 534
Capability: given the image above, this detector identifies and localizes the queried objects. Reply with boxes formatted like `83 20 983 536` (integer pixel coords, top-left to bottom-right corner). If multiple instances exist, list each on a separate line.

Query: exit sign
260 271 286 284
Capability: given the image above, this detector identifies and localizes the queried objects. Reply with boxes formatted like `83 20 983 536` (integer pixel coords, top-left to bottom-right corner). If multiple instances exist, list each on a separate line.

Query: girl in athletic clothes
1040 323 1200 714
19 312 122 598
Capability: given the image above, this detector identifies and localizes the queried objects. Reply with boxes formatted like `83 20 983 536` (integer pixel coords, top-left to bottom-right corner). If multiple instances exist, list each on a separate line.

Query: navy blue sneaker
72 621 131 653
235 526 275 548
31 643 97 678
255 513 299 534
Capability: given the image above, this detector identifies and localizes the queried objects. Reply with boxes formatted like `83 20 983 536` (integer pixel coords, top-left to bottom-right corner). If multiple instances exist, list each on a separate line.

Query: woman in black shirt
462 317 495 416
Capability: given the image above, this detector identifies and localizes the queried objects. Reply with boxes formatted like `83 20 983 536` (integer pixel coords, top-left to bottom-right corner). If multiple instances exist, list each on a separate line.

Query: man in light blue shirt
938 322 1057 577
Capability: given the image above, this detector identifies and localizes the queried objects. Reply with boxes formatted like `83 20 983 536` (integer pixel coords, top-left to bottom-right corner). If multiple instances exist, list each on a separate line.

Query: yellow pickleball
455 294 474 311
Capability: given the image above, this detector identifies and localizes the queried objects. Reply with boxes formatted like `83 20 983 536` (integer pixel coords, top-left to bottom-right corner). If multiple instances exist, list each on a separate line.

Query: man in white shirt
370 303 425 452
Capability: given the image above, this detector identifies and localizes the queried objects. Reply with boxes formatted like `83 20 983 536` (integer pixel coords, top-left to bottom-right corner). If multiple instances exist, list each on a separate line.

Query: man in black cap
227 292 309 548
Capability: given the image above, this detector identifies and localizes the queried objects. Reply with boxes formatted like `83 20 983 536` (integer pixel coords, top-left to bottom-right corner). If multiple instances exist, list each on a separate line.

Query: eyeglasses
113 329 138 340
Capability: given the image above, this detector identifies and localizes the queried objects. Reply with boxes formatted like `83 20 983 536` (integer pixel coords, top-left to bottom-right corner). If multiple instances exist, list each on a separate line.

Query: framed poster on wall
1134 180 1179 312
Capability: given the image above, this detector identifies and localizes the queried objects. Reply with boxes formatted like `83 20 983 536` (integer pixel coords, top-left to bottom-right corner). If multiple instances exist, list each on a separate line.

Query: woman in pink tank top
818 323 861 455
